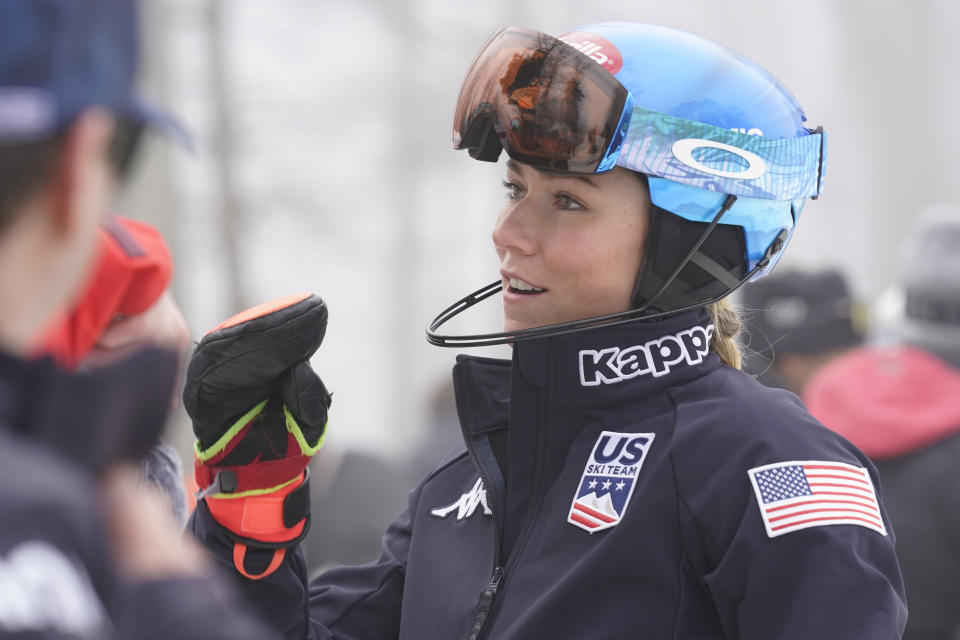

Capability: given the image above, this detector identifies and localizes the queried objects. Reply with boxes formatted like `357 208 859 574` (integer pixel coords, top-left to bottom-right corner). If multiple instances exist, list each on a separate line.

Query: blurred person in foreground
38 214 192 525
805 208 960 640
0 0 274 637
740 268 862 394
183 22 905 639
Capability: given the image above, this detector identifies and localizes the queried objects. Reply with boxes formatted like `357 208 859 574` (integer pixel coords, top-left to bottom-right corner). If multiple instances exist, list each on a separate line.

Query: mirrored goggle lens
453 26 631 174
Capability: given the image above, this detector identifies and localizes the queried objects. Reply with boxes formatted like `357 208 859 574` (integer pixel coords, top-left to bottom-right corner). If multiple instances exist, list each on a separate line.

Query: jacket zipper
452 368 506 640
468 566 504 640
473 386 549 640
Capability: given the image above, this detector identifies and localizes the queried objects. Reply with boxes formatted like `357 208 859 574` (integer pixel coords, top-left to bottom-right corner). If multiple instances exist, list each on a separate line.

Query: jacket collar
454 309 721 434
0 347 178 470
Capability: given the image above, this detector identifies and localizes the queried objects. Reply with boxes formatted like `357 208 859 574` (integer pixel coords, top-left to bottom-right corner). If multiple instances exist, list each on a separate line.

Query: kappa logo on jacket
568 431 655 533
430 477 492 521
579 324 714 386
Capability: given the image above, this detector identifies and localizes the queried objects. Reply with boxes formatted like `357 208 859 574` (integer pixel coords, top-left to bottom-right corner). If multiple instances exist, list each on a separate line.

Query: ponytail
707 297 742 369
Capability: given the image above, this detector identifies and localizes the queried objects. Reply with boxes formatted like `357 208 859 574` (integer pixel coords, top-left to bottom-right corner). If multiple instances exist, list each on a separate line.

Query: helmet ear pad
632 200 747 313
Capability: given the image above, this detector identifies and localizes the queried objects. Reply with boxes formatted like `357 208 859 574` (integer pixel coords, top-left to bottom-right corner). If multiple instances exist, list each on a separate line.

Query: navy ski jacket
0 348 276 639
190 310 907 639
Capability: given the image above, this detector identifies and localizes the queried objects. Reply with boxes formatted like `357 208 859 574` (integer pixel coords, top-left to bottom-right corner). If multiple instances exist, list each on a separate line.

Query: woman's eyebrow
505 159 599 189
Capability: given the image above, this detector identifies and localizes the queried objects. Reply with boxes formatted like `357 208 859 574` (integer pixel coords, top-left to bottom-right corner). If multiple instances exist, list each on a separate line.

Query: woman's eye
555 193 585 211
502 180 524 201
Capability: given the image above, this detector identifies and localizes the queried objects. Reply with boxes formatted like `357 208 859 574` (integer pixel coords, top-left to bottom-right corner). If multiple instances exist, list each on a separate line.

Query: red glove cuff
203 470 311 581
194 453 313 497
204 470 310 545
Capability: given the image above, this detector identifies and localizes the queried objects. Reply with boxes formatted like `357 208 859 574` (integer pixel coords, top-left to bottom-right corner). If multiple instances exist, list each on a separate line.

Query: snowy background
118 0 960 460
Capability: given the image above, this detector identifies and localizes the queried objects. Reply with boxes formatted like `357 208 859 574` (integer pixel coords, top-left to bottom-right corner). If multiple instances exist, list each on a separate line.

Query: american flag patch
747 460 886 538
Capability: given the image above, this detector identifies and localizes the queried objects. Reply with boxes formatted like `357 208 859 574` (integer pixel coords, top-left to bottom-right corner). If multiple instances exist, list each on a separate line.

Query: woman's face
493 160 650 334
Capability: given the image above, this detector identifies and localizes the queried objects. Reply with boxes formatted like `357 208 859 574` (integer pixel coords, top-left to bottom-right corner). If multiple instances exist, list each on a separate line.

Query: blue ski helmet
432 23 825 347
559 23 825 312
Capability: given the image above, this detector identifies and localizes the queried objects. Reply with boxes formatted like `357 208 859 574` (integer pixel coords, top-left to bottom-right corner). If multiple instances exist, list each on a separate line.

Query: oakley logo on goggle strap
619 106 825 200
671 138 768 180
579 324 715 386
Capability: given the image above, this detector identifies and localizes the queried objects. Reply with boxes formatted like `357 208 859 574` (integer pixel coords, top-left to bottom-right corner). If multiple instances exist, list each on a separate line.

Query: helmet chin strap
426 196 789 348
630 195 740 312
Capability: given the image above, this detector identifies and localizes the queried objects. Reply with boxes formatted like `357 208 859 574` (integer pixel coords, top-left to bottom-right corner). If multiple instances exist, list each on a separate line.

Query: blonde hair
707 297 743 369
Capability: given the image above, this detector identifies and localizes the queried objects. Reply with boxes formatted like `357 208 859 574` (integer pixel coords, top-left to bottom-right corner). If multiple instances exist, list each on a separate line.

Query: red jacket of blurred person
805 346 960 458
806 345 960 640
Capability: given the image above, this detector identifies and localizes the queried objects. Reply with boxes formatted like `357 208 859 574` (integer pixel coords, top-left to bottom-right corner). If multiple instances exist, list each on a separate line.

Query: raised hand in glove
184 293 331 579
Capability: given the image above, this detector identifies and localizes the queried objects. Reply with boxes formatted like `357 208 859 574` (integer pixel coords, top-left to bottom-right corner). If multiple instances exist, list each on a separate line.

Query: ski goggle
453 27 827 201
452 26 633 174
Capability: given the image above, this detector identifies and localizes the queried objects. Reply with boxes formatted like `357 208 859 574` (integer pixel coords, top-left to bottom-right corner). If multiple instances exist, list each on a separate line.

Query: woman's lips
501 271 547 295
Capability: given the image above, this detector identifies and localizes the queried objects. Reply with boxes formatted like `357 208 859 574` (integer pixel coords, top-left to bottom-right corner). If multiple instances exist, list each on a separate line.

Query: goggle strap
812 125 825 200
461 114 504 162
620 107 825 200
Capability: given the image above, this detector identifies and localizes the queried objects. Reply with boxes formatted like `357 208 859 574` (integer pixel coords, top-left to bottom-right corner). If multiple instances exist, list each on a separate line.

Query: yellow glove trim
209 475 301 500
284 405 327 457
194 399 269 462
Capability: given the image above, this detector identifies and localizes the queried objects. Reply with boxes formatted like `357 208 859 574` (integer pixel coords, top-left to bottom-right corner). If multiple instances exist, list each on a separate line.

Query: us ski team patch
747 460 886 538
567 431 655 533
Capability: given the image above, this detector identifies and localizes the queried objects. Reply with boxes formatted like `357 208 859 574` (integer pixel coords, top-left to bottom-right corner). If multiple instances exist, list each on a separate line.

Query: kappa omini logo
579 324 714 386
430 477 492 521
568 431 655 533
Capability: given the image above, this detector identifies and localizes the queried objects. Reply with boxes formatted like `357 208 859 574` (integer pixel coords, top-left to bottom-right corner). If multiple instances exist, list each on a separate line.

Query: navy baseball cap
0 0 184 144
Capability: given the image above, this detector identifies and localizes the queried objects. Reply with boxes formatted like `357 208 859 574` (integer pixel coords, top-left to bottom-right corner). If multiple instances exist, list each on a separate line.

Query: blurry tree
206 0 247 313
379 0 420 445
119 0 180 289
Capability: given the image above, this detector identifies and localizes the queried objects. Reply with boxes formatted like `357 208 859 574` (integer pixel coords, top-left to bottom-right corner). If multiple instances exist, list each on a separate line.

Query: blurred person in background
0 0 276 637
184 22 905 639
806 208 960 640
303 379 465 578
303 444 416 577
303 378 461 577
740 268 863 394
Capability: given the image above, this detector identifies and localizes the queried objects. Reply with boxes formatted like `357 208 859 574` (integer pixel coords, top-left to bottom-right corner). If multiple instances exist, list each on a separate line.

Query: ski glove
183 293 331 579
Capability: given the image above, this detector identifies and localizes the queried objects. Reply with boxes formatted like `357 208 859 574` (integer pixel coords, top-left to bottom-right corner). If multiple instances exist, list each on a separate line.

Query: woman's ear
48 108 115 237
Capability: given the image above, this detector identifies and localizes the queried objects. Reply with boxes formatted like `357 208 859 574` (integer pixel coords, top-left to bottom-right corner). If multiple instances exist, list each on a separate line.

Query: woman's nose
492 201 538 256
